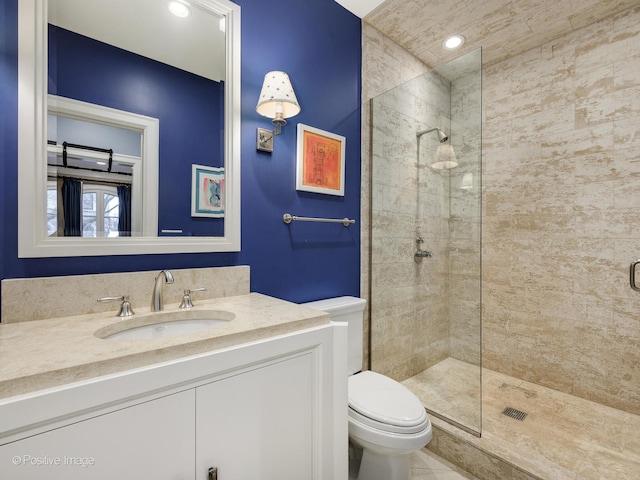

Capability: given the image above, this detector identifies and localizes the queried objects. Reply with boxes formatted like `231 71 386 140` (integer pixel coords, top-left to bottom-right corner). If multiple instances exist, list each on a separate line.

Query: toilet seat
348 371 427 434
349 406 430 434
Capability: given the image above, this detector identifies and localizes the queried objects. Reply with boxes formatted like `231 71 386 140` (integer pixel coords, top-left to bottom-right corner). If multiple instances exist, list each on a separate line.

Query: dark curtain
117 185 132 236
62 177 82 236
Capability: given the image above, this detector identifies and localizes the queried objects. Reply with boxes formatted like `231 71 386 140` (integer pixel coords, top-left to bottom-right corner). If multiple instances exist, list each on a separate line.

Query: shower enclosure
369 49 482 434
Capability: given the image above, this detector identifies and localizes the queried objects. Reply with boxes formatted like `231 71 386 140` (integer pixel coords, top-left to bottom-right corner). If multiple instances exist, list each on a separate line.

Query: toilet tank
302 296 366 375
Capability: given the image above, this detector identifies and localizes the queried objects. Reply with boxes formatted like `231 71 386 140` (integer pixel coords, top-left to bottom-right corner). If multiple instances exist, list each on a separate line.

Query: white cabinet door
196 353 315 480
0 390 195 480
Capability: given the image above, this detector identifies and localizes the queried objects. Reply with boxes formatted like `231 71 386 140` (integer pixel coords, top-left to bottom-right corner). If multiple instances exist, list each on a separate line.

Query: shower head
416 127 449 143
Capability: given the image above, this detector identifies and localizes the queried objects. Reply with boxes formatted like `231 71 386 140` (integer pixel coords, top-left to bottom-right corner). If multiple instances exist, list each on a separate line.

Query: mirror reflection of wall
47 0 225 238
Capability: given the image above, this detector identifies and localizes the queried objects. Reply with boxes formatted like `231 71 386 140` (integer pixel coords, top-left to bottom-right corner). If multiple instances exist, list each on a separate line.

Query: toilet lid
348 371 427 431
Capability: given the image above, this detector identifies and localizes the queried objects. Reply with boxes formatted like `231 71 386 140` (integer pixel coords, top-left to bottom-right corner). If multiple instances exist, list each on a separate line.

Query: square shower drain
502 406 528 421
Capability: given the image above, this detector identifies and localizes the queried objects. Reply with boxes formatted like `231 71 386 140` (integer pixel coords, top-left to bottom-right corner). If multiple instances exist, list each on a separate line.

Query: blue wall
0 0 361 305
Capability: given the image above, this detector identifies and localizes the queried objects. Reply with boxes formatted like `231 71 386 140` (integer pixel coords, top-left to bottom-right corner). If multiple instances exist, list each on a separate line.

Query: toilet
303 296 432 480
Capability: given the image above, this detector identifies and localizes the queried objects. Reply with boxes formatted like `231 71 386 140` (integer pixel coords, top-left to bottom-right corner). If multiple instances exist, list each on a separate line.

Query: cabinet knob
208 466 218 480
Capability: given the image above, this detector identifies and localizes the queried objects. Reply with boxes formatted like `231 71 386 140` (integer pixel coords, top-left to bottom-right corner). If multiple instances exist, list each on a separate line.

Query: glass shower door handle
630 260 640 291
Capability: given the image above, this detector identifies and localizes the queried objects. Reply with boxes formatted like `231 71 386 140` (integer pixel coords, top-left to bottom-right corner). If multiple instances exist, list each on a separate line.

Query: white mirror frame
18 0 241 257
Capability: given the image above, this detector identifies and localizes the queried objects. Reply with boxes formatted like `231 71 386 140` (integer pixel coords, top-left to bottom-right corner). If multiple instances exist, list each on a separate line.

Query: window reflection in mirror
48 181 126 238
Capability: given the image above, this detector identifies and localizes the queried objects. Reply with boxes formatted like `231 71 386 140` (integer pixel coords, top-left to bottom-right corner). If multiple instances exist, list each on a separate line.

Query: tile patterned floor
349 447 477 480
409 449 479 480
402 358 640 480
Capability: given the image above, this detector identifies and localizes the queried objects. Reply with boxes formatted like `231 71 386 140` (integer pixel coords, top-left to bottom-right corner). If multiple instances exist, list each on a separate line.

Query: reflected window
82 187 119 238
47 183 121 238
47 183 58 236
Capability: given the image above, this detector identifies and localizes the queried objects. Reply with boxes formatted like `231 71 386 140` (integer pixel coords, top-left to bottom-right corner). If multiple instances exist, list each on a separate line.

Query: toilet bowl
302 297 432 480
348 370 432 480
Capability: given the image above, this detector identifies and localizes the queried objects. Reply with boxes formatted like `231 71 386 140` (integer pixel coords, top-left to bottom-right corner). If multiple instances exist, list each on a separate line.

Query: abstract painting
296 124 346 196
191 164 224 217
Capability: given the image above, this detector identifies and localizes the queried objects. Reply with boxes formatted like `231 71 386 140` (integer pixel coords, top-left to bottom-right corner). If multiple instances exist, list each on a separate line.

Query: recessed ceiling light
443 34 465 50
168 1 191 18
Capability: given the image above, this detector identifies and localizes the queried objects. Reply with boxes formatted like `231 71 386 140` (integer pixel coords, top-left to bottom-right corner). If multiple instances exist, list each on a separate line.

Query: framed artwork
191 164 224 217
296 123 346 196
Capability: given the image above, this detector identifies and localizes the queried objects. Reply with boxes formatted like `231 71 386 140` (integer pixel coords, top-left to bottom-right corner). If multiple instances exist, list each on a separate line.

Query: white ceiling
48 0 226 81
334 0 385 18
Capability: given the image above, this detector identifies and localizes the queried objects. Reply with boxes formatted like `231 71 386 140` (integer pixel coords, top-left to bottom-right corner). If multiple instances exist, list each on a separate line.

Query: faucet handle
98 295 135 317
179 288 206 309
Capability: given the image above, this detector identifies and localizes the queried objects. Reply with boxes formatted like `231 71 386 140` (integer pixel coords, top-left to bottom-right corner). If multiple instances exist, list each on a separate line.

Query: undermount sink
96 309 234 340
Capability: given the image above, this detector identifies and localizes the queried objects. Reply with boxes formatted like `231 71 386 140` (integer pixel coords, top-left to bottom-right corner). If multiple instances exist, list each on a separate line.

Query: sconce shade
256 71 301 121
432 144 458 170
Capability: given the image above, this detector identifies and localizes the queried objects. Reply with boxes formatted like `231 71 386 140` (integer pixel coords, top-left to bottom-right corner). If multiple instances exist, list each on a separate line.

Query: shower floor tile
403 358 640 480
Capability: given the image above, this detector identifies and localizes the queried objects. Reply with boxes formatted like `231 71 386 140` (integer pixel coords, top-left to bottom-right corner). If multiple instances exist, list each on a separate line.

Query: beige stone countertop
0 293 329 400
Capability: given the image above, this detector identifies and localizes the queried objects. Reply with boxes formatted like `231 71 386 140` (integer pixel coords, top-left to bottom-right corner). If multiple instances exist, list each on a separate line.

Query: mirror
18 0 241 257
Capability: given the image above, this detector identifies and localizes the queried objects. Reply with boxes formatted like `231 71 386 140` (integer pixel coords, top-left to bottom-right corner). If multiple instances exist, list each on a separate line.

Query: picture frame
191 164 224 217
296 123 346 196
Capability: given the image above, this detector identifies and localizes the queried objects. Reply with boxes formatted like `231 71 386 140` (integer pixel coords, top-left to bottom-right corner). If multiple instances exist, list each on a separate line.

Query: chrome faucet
151 270 174 311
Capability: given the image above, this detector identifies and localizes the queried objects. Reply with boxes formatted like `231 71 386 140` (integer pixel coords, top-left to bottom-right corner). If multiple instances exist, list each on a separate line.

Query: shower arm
417 127 448 143
416 127 439 138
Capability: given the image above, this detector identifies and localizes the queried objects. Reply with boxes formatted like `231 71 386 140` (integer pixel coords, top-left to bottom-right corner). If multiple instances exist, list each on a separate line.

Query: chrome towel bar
283 213 356 227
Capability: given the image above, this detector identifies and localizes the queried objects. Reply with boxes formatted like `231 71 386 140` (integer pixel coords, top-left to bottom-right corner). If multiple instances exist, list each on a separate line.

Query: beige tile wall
369 68 452 380
482 5 640 415
448 53 482 365
361 24 431 370
363 4 640 415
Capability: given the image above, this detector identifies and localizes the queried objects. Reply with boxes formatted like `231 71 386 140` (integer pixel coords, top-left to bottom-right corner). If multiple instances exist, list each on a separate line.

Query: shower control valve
415 236 432 261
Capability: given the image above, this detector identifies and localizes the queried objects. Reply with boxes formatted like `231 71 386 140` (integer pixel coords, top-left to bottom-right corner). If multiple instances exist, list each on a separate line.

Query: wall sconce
256 71 301 152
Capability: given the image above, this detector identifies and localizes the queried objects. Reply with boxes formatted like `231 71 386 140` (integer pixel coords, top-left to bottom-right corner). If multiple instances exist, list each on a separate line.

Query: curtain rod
48 174 132 188
47 163 132 177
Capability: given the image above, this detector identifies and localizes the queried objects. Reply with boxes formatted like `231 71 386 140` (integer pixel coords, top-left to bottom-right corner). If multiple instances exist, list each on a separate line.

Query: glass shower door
369 49 482 435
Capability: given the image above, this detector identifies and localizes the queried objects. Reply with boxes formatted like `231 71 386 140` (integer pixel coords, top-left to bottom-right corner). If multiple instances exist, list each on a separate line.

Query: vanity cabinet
0 390 196 479
196 354 315 478
0 323 347 479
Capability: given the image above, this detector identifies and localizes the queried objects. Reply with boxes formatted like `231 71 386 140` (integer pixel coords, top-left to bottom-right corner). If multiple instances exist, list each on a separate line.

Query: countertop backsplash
1 266 250 323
